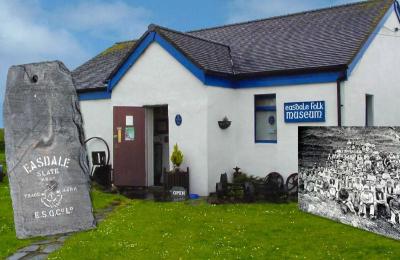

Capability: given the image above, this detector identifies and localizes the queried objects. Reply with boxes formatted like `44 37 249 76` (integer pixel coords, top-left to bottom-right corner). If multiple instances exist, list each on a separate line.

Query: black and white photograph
299 127 400 240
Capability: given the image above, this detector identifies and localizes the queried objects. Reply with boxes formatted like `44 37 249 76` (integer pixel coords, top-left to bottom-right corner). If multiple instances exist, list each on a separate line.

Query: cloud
225 0 361 24
0 0 89 117
0 0 88 71
51 1 151 40
0 0 151 127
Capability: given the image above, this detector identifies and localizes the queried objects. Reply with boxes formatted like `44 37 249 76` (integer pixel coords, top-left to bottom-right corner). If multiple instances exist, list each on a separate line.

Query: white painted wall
110 42 209 195
206 87 238 192
80 99 113 171
342 10 400 126
206 83 338 187
80 43 209 194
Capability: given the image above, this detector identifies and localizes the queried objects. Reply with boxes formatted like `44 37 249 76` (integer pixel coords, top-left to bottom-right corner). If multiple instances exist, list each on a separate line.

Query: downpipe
336 75 346 127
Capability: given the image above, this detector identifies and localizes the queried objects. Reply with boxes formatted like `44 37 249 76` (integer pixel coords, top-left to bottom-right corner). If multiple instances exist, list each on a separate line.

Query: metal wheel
286 173 298 195
265 172 285 191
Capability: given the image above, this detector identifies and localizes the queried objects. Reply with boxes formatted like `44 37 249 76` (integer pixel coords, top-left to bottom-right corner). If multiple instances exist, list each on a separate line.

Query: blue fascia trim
395 1 400 22
255 140 278 144
347 4 394 76
107 30 344 95
78 91 111 101
155 34 206 83
255 106 276 111
108 31 206 91
236 71 342 88
204 74 234 88
108 31 156 91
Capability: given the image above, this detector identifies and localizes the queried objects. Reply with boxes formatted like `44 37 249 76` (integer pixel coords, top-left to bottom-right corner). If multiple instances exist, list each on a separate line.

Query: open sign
170 186 187 201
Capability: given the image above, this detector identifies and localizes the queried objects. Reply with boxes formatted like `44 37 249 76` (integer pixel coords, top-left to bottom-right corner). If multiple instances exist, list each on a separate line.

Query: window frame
254 94 278 144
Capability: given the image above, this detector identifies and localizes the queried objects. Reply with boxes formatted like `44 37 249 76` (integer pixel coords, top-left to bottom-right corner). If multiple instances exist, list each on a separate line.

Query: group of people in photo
300 140 400 225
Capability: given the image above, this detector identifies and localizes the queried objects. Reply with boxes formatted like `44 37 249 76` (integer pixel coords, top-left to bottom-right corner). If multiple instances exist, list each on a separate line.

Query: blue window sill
255 106 276 112
255 140 277 144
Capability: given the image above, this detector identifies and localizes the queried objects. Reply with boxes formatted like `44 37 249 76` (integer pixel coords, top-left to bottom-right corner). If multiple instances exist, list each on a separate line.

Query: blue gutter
78 90 111 101
236 71 342 88
347 3 395 76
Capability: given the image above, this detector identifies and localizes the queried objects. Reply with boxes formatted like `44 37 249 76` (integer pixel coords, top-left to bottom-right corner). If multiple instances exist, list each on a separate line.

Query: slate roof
73 0 395 91
72 40 135 91
156 27 234 75
187 0 394 76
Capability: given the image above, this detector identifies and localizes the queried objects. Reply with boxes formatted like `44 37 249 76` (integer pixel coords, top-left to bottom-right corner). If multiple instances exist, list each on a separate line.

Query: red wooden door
113 106 146 186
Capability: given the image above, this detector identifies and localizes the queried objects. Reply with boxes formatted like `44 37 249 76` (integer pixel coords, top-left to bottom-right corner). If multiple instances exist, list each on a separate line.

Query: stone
32 240 53 246
56 236 69 243
6 252 28 260
42 243 62 254
29 254 48 260
19 245 39 252
4 61 96 239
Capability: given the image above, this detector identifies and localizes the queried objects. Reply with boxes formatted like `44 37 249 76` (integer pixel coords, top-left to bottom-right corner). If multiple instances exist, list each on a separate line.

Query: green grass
90 185 126 213
0 127 124 259
1 124 400 259
0 129 33 258
0 178 44 258
48 199 400 260
0 178 124 259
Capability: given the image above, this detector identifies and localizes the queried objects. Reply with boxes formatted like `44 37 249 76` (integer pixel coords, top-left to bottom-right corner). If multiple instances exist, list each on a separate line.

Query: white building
73 0 400 196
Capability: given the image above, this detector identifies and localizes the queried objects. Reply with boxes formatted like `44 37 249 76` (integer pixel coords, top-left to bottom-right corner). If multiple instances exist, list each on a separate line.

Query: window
255 94 277 143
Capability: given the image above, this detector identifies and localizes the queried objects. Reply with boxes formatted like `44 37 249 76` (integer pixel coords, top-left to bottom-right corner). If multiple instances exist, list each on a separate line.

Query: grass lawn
0 127 125 259
0 178 44 258
0 129 40 258
0 177 125 259
1 123 399 259
48 199 400 259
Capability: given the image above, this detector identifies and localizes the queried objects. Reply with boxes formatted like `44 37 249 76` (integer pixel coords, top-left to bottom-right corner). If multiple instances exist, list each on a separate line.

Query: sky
0 0 360 127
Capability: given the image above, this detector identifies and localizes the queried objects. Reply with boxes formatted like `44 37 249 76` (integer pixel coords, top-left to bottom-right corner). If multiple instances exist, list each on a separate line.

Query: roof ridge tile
152 24 231 48
187 0 393 33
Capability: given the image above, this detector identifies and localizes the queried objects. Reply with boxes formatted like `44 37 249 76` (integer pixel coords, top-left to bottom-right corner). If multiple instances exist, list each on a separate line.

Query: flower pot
218 120 231 129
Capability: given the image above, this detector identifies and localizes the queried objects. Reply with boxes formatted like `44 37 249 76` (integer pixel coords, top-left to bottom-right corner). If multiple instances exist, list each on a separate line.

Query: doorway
149 106 169 186
366 94 374 126
113 106 146 187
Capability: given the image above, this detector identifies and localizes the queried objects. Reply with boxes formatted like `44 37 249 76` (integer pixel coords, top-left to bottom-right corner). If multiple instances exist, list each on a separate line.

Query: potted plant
170 143 184 171
164 144 189 193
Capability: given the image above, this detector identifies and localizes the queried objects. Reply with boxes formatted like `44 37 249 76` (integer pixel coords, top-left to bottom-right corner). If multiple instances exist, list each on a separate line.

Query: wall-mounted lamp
218 116 231 130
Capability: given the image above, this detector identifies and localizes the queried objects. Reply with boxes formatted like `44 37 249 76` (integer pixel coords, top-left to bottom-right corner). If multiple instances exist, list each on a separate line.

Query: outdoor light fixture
218 116 231 129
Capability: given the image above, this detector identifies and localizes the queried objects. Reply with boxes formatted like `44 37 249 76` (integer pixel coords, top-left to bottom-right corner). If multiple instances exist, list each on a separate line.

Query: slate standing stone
4 61 95 239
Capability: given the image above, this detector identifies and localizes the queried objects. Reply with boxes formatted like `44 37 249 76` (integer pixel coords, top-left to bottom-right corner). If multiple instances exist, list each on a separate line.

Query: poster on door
125 127 135 141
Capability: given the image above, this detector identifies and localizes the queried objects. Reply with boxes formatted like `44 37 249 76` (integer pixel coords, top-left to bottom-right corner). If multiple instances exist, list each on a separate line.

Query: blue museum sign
284 101 325 123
